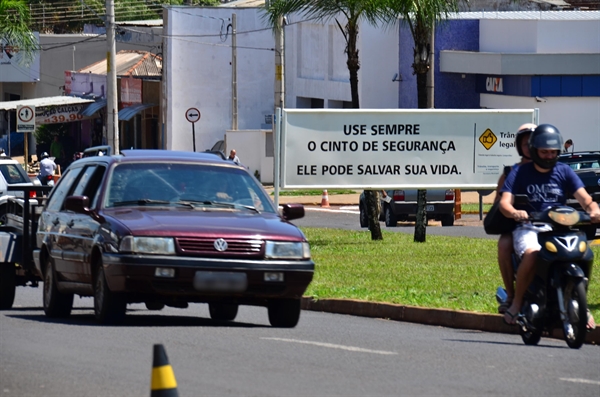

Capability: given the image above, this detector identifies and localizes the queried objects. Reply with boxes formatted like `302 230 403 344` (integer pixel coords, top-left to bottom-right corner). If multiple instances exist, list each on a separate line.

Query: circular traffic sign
185 108 201 123
17 106 34 123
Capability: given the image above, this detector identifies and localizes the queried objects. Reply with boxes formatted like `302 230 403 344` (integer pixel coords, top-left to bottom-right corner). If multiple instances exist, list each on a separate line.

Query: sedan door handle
67 220 75 228
52 218 60 226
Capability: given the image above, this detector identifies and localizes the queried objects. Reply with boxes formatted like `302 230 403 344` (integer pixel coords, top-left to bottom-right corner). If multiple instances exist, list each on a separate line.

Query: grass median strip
301 227 600 319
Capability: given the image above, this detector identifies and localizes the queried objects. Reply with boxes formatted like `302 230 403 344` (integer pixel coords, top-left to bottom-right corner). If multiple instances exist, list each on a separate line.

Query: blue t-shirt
500 162 584 212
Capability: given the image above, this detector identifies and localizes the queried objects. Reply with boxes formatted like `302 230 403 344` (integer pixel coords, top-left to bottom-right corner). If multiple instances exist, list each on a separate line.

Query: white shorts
512 223 552 257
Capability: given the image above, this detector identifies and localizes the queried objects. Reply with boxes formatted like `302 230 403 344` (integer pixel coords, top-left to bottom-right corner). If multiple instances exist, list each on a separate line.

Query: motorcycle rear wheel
562 279 587 349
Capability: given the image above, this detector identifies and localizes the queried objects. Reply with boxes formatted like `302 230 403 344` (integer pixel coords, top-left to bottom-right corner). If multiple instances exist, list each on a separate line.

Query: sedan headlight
265 241 311 259
119 236 176 255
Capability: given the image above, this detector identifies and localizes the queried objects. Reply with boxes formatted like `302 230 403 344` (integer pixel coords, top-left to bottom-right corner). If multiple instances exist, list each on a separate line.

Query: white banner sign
281 109 537 189
36 104 88 125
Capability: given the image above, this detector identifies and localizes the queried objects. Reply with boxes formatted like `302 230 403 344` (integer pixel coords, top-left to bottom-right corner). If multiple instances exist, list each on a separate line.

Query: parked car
558 151 600 239
34 149 314 327
359 189 456 227
0 157 36 224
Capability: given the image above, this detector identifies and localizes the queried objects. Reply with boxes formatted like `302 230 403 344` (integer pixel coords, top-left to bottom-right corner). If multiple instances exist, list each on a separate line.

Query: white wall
164 7 275 153
479 16 600 150
359 23 399 108
481 19 600 53
225 129 273 183
481 94 600 150
285 17 398 109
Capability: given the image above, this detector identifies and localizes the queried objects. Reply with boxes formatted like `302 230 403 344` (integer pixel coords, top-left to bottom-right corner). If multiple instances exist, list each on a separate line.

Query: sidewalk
267 189 496 206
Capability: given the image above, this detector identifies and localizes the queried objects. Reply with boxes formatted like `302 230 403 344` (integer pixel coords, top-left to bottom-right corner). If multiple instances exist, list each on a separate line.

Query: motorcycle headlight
119 236 176 255
548 209 580 226
265 241 311 259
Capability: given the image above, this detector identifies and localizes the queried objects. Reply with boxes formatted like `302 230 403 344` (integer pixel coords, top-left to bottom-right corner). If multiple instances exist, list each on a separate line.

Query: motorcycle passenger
38 152 56 186
499 124 600 327
494 123 535 314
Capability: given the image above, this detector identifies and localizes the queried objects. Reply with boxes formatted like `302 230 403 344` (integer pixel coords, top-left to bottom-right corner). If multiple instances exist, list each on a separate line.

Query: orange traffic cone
150 344 179 397
320 189 330 207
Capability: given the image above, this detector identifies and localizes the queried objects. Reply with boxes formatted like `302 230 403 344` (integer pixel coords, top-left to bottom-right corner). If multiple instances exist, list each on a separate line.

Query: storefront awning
118 103 157 121
79 99 107 117
0 96 94 111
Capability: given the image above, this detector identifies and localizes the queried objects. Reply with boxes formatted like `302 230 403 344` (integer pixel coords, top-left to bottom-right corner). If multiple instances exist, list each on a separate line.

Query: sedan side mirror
282 203 305 221
65 195 90 214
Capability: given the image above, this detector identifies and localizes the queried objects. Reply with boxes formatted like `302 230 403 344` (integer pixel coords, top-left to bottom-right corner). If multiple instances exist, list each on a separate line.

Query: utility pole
231 13 238 130
106 0 119 154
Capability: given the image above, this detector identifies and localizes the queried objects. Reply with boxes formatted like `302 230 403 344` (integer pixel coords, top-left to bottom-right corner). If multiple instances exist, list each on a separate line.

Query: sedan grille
176 237 264 257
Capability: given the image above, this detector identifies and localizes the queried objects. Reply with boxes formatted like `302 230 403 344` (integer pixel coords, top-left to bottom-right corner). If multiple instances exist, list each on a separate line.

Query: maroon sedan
34 149 314 327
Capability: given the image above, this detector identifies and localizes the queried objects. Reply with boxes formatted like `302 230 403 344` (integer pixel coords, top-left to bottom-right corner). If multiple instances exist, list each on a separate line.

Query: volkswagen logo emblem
214 238 228 252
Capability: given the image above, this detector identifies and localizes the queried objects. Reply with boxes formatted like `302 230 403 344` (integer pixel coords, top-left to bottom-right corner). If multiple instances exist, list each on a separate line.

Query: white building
437 11 600 151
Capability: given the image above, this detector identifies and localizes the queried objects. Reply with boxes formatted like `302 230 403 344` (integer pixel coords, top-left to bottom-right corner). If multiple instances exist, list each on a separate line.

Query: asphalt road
1 288 599 396
293 205 495 239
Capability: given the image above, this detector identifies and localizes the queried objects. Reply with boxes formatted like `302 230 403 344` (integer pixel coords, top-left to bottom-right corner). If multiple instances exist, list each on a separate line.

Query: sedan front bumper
102 253 314 304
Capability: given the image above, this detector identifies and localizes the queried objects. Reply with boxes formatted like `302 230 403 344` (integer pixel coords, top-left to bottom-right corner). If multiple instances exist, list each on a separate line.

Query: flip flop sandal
503 310 518 326
587 310 596 332
498 300 513 314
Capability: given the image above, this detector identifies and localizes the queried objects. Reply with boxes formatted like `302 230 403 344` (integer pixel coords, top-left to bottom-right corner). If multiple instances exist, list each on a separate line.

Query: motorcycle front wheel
562 279 588 349
520 325 542 346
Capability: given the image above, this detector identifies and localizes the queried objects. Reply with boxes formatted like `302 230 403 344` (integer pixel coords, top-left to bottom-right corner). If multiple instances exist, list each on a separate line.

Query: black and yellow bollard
150 344 179 397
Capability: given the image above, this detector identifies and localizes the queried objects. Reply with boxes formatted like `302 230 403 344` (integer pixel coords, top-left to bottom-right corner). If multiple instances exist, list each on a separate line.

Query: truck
0 186 52 309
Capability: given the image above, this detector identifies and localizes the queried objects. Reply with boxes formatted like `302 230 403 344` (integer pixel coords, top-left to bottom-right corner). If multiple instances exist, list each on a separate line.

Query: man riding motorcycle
498 124 600 328
38 152 57 186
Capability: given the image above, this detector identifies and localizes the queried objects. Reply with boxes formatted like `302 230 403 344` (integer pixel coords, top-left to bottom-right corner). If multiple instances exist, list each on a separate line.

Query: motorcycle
37 174 55 187
496 200 595 349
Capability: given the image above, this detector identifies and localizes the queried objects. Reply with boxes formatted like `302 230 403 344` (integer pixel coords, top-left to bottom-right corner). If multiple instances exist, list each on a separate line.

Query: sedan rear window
0 163 30 184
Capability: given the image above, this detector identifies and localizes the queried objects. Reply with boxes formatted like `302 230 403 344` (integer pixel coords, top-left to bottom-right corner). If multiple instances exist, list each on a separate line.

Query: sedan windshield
104 162 275 213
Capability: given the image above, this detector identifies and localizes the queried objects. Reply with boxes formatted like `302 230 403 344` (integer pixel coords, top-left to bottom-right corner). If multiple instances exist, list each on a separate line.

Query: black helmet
41 152 49 159
515 123 536 158
529 124 563 169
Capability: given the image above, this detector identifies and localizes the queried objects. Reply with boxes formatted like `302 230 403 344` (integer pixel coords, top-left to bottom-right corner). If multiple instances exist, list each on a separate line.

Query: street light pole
106 0 119 154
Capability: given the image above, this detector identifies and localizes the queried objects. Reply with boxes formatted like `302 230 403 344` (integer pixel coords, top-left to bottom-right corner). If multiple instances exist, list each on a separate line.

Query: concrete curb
301 297 600 345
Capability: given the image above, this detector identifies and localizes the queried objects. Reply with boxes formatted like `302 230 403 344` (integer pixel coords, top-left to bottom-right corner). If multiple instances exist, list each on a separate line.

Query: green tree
26 1 221 34
263 0 400 241
0 0 37 65
392 0 459 242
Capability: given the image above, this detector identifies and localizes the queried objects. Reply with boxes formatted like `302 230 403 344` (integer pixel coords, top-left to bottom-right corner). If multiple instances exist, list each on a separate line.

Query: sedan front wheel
268 298 301 328
209 303 239 321
43 256 73 318
94 263 126 325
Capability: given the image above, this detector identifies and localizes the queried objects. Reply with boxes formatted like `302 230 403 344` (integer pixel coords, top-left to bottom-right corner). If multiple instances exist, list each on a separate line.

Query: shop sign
36 104 88 124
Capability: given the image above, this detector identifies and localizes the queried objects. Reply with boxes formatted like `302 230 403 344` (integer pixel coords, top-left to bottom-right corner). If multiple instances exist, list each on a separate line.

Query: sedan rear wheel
441 213 455 227
359 204 368 228
43 257 73 318
385 205 397 227
94 263 126 325
209 303 239 321
268 298 301 328
0 263 16 310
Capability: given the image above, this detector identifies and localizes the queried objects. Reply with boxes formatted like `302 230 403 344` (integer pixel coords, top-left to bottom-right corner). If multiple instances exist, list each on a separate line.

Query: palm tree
393 0 459 242
0 0 37 66
263 0 402 241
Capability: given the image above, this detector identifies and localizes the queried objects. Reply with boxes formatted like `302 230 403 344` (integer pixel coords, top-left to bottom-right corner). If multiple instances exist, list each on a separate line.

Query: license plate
426 205 435 211
193 271 248 292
